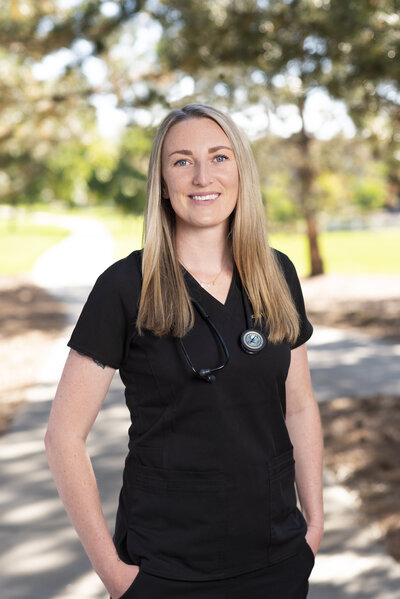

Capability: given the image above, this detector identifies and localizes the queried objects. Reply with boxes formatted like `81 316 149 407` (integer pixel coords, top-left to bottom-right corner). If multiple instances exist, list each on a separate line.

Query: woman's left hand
305 523 324 557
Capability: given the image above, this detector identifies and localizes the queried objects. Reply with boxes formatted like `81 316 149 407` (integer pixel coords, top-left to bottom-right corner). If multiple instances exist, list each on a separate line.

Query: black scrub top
67 249 313 582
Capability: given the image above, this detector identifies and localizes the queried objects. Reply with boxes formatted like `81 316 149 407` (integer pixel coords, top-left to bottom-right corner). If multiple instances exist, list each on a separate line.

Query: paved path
0 214 117 599
307 329 400 598
308 326 400 401
1 216 400 598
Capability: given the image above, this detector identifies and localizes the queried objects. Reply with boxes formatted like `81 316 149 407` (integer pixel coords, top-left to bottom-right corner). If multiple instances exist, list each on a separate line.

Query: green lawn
104 214 400 277
22 203 144 261
99 212 143 260
270 229 400 277
0 218 70 275
1 206 399 277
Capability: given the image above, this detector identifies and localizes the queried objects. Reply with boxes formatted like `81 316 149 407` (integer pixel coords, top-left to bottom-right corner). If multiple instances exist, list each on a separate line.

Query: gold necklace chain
180 259 225 288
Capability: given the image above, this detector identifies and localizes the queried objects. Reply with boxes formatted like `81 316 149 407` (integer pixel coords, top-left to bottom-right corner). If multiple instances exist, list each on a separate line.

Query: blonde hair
137 104 300 344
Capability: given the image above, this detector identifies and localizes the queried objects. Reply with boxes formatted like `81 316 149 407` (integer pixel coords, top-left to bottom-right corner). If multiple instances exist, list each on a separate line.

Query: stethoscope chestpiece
240 328 266 354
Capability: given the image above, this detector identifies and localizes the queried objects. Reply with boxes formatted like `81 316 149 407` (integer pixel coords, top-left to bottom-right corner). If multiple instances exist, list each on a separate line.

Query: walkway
0 215 399 598
307 327 400 598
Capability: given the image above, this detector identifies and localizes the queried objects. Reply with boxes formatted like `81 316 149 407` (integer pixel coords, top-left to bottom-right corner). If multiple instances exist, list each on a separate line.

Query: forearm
286 400 324 534
45 432 120 589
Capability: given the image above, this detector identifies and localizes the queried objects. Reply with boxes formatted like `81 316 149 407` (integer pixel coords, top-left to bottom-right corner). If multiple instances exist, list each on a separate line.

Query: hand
109 563 140 599
305 523 324 557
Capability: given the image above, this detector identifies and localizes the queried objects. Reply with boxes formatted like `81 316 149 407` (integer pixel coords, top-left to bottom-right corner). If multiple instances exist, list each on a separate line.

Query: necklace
180 259 225 288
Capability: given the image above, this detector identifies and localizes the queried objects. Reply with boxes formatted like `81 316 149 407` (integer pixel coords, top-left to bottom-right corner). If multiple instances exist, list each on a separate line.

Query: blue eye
174 159 189 166
214 154 228 163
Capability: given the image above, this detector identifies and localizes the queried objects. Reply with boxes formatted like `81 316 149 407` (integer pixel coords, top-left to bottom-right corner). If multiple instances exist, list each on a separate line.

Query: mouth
189 193 220 202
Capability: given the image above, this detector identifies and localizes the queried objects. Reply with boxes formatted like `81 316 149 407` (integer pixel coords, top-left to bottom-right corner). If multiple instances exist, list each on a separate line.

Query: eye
214 154 229 163
174 158 189 167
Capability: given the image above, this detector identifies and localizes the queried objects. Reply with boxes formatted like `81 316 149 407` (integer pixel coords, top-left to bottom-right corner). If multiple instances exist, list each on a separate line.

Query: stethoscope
179 286 266 383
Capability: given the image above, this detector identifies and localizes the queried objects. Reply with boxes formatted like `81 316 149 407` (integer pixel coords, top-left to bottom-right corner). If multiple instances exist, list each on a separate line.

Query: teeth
191 194 219 201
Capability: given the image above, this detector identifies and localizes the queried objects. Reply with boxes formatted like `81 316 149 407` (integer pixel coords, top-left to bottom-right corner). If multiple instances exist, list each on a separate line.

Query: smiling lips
189 193 220 202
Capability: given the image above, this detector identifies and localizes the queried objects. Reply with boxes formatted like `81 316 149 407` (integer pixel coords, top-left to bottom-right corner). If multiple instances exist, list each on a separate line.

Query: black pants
118 542 315 599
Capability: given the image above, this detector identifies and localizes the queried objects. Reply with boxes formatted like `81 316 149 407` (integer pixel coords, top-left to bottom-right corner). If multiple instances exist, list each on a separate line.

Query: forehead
162 117 231 152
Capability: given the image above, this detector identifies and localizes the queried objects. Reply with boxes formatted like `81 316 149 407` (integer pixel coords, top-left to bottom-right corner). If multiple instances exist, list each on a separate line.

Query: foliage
1 1 399 275
88 125 153 212
254 132 389 228
151 0 400 274
0 0 146 205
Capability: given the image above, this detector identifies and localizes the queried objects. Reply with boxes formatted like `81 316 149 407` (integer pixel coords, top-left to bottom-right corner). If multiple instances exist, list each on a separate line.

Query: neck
175 223 232 272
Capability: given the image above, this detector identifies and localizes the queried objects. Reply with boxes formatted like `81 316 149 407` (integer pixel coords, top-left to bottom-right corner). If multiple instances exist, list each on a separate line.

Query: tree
150 0 400 275
88 125 153 212
253 132 388 257
0 1 146 205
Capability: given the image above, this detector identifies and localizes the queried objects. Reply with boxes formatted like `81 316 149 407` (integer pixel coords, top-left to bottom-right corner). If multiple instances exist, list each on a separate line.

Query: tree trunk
296 111 325 277
306 215 324 276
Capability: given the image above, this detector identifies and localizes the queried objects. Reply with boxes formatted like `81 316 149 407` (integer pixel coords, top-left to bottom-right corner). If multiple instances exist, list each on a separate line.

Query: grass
96 211 143 259
270 229 400 277
1 205 399 277
0 217 70 276
94 211 400 277
18 203 144 262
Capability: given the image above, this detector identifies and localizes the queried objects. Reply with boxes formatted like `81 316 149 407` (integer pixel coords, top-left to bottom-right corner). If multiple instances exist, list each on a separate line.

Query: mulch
0 276 66 435
0 275 399 564
320 395 400 563
308 299 400 343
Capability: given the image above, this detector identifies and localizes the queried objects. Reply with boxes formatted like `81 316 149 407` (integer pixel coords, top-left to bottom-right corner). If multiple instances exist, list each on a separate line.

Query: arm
285 343 324 556
44 349 139 599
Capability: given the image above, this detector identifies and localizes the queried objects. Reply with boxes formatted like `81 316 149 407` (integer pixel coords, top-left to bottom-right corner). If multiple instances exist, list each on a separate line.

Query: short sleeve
67 251 142 369
274 250 313 349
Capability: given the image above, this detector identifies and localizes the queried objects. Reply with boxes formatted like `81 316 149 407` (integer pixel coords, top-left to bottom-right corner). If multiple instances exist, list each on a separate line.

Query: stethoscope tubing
179 285 266 383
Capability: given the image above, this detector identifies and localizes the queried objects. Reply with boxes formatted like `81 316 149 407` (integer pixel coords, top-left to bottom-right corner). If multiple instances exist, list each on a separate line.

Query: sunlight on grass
271 229 400 277
0 218 69 276
1 206 399 277
270 233 309 276
320 230 400 275
15 204 144 262
101 213 143 260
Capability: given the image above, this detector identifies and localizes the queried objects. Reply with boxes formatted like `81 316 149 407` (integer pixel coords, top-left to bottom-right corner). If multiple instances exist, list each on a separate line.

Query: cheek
164 171 189 197
226 163 239 186
225 167 239 200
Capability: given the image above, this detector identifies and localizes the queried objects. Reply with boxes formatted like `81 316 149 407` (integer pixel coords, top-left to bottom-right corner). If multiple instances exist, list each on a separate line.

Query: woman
45 103 324 599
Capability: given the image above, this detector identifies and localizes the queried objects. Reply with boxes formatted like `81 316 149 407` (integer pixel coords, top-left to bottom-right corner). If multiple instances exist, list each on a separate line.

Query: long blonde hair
137 104 300 344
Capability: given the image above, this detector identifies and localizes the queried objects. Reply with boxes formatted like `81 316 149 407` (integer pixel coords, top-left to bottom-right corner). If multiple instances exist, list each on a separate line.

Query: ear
161 180 169 199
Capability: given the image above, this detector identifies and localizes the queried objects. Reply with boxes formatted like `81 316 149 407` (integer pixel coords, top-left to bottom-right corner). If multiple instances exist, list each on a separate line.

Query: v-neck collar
182 264 238 310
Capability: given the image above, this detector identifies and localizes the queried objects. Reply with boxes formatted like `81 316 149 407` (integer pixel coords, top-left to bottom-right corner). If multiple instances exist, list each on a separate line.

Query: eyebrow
168 145 233 157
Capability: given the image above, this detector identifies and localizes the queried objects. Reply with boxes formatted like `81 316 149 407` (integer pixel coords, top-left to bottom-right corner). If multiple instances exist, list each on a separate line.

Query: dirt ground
0 276 66 435
308 299 400 342
320 396 400 562
0 275 399 563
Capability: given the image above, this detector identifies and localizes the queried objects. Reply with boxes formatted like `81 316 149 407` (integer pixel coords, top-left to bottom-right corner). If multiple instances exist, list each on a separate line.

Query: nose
192 160 213 186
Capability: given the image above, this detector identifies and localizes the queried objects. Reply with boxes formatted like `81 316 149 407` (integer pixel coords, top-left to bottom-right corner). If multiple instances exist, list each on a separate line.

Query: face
161 117 239 233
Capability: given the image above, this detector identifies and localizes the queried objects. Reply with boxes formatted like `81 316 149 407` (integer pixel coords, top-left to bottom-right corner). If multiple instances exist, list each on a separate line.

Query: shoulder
96 249 143 289
271 248 297 278
89 249 143 314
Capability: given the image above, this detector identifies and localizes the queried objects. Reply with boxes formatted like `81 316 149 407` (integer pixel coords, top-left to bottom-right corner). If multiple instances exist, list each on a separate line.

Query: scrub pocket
304 540 315 571
126 463 227 579
116 569 143 599
268 448 307 563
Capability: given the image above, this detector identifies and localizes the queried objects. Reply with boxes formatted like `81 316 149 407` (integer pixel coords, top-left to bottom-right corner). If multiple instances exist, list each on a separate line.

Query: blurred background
0 1 399 598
